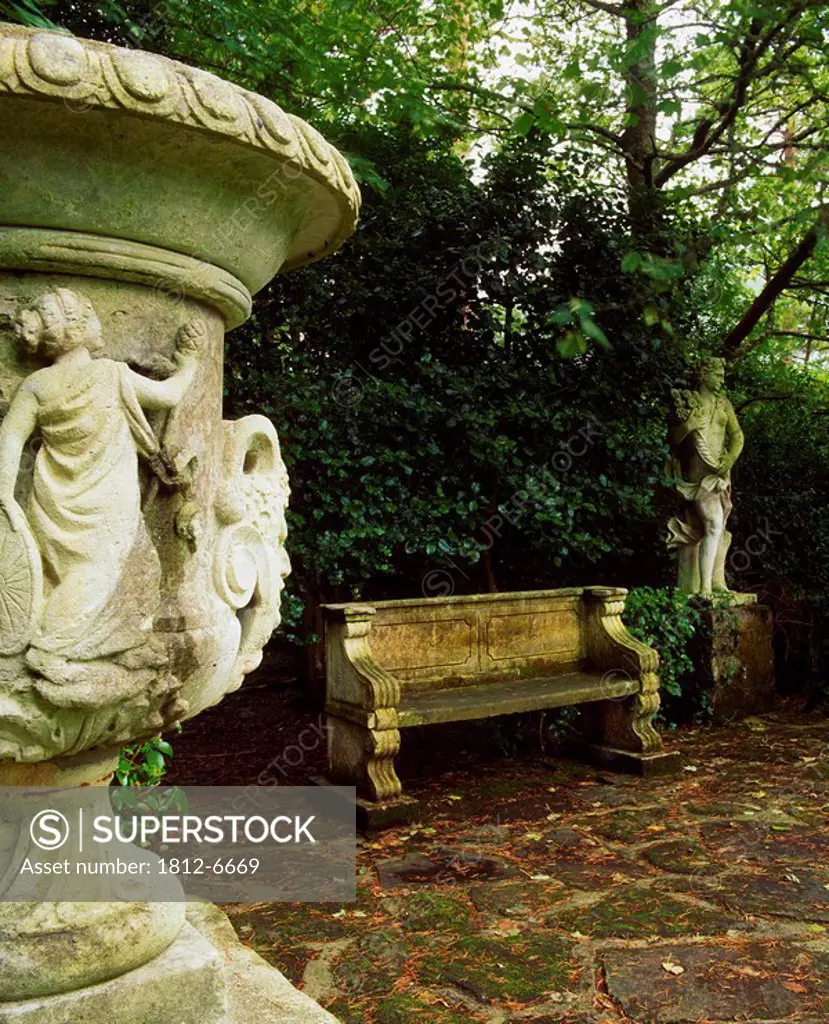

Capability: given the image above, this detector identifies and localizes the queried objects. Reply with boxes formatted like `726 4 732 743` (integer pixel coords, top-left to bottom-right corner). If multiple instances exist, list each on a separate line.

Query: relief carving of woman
0 287 203 705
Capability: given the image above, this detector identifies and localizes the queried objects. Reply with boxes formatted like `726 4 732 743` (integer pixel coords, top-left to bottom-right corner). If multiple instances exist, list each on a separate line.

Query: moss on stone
417 932 576 1003
643 838 717 874
395 891 474 932
373 993 474 1023
469 880 569 918
323 998 367 1023
554 887 737 938
589 807 681 840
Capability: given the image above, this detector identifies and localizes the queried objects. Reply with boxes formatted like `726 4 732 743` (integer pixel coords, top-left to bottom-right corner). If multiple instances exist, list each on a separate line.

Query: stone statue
667 357 744 595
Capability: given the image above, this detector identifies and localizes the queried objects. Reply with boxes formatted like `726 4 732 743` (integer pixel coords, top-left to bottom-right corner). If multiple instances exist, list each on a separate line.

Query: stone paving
220 710 829 1023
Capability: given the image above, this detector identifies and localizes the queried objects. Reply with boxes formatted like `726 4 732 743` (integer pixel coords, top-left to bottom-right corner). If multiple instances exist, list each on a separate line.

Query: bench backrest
329 588 599 693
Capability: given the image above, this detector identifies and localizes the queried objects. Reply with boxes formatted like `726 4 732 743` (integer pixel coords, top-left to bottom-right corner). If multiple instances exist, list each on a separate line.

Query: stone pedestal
0 23 358 1022
691 600 776 721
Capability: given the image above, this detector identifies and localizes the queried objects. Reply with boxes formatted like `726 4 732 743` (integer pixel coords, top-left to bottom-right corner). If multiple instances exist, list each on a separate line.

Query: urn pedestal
0 23 358 1023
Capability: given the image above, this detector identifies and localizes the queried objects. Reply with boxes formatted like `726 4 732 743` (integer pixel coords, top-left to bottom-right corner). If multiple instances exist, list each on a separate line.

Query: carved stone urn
0 22 358 1022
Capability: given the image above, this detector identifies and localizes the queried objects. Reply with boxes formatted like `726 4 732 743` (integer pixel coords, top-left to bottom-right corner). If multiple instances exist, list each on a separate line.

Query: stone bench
319 587 679 825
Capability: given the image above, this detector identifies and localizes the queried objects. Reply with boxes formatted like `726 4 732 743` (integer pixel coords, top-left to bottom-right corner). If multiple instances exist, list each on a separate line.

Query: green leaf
549 307 573 326
580 317 611 349
557 330 588 358
621 252 642 273
643 304 660 326
145 749 166 772
513 111 535 136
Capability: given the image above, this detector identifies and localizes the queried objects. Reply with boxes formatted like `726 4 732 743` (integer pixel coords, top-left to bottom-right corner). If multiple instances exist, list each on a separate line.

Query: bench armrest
322 605 401 721
583 587 659 679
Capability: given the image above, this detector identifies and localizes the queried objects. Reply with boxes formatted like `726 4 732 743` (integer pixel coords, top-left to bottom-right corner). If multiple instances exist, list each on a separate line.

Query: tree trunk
620 0 659 241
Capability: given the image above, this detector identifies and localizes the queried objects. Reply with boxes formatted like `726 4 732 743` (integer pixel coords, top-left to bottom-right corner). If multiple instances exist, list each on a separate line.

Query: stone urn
0 23 358 1022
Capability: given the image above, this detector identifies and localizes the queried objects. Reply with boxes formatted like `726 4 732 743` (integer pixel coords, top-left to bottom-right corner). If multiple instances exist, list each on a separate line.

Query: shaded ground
167 686 829 1023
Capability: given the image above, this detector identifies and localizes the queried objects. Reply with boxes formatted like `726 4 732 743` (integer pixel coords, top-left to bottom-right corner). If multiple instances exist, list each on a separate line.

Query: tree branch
736 394 798 412
580 0 625 15
654 8 806 187
428 80 626 146
723 208 829 356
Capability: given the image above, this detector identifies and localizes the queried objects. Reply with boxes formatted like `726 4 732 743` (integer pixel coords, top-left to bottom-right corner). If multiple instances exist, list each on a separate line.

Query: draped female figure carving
0 287 203 702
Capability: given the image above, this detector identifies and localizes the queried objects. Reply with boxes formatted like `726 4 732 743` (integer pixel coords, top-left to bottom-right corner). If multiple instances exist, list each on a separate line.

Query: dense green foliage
623 586 705 724
4 1 827 704
228 131 689 625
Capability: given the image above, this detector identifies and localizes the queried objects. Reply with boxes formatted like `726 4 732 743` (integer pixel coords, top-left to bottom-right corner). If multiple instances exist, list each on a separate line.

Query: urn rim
0 22 361 280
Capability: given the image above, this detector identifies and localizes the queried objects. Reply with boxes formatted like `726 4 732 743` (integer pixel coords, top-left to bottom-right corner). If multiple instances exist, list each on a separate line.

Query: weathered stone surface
0 293 205 761
322 588 675 810
332 932 407 998
545 825 589 848
469 880 568 918
218 709 829 1022
667 357 746 596
707 869 829 922
370 994 471 1022
0 22 356 769
456 823 512 844
571 784 648 808
690 604 776 721
393 891 474 933
544 854 650 888
0 923 227 1024
511 1014 600 1024
187 904 338 1023
603 942 829 1023
700 818 829 864
0 782 186 1000
554 886 739 938
643 838 717 875
0 20 357 1021
417 933 579 1004
588 806 682 840
0 26 360 290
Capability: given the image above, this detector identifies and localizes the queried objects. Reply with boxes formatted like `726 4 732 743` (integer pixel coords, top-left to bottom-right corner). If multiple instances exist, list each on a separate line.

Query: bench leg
325 714 419 828
578 674 681 777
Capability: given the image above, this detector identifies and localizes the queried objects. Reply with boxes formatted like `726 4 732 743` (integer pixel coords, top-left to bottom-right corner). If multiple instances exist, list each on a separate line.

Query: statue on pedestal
667 357 745 596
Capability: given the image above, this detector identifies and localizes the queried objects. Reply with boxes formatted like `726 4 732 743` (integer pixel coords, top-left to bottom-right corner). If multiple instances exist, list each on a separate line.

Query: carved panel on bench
370 616 476 676
483 609 582 666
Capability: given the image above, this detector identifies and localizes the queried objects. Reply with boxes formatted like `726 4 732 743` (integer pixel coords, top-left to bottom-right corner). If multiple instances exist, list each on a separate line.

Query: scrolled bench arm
582 586 659 676
322 605 400 721
322 604 403 803
582 586 664 755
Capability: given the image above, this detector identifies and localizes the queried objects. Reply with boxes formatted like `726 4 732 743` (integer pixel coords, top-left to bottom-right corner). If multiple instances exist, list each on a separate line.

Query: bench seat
398 671 639 727
320 587 678 826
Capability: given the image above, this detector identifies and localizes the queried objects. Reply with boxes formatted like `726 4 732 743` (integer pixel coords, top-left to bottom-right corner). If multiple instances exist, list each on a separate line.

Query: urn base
0 923 227 1024
0 906 337 1024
